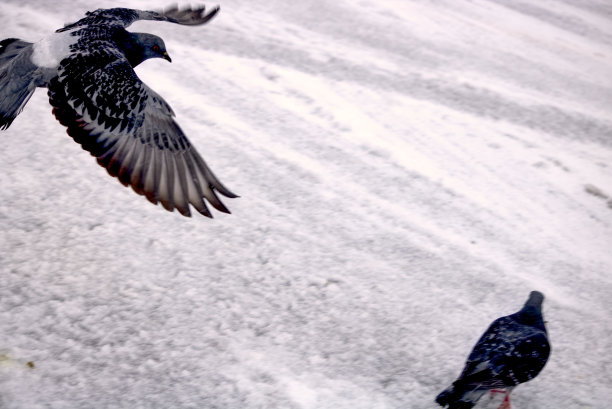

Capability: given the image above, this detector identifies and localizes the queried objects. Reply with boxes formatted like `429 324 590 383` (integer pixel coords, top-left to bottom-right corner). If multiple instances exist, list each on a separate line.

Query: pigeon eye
152 45 160 52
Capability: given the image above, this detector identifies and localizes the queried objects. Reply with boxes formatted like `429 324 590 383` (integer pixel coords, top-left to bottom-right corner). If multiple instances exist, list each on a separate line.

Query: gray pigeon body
436 291 551 409
0 5 237 217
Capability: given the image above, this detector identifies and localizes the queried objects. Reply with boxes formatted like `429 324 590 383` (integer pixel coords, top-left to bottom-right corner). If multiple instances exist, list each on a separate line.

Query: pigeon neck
115 31 149 67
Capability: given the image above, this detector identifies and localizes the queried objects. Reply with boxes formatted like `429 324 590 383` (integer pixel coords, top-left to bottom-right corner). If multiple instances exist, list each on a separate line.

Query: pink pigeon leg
496 390 511 409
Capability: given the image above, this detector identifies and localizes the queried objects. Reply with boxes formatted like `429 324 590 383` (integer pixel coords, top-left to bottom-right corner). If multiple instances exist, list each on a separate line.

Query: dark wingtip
215 186 239 199
0 38 20 50
216 202 231 214
203 5 221 22
0 116 16 130
159 4 220 25
211 5 221 15
223 191 240 199
196 206 214 218
197 4 220 25
178 207 193 217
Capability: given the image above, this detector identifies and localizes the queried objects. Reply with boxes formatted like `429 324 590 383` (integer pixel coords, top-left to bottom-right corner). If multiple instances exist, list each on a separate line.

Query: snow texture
1 0 611 408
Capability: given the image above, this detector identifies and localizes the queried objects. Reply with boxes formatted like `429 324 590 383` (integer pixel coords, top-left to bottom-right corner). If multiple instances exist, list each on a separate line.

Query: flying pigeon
0 5 237 217
436 291 551 409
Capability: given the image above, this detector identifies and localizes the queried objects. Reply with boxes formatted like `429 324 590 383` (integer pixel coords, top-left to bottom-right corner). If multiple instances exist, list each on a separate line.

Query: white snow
1 0 611 408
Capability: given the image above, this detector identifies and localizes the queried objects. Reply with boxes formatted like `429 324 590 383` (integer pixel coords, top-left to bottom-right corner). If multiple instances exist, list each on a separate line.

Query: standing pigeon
0 5 237 217
436 291 551 409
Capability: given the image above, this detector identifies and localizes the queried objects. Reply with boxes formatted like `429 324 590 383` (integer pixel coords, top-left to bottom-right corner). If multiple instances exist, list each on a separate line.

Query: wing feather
129 144 148 195
117 137 138 186
57 5 220 32
171 153 191 217
143 146 160 205
163 151 177 213
182 152 213 217
48 23 235 217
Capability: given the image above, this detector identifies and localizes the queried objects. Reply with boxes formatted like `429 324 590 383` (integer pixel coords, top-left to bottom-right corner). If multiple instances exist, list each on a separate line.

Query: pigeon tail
0 38 37 130
436 383 484 409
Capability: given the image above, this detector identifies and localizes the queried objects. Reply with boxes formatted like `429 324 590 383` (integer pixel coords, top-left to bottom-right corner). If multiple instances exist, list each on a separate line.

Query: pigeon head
122 32 172 67
525 291 545 308
513 291 546 329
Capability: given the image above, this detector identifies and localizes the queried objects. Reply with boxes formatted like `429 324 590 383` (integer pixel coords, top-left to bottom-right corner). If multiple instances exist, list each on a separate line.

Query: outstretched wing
57 5 220 32
47 43 236 217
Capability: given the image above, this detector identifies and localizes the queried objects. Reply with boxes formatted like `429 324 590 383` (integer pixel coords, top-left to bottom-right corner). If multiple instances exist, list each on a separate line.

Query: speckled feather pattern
1 5 233 217
436 292 550 409
460 316 550 388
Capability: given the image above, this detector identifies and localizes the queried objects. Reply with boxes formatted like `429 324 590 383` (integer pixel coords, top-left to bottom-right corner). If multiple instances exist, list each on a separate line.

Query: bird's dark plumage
436 291 551 409
0 5 237 217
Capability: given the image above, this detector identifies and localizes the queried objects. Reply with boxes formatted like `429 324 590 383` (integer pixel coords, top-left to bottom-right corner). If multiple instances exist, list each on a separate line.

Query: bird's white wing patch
31 29 79 69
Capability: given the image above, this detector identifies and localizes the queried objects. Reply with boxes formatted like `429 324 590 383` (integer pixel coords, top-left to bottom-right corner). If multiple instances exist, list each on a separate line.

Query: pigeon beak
162 52 172 63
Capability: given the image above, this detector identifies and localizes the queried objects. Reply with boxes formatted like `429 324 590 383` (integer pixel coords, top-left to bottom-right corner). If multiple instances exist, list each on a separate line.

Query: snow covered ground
1 0 611 408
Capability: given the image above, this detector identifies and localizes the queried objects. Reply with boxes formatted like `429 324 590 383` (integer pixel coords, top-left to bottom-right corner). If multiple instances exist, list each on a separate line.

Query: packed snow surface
1 0 611 408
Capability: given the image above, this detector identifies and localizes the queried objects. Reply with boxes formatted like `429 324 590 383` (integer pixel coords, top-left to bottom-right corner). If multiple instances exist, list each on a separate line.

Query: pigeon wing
493 330 550 385
57 5 220 32
456 317 550 389
47 44 236 217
